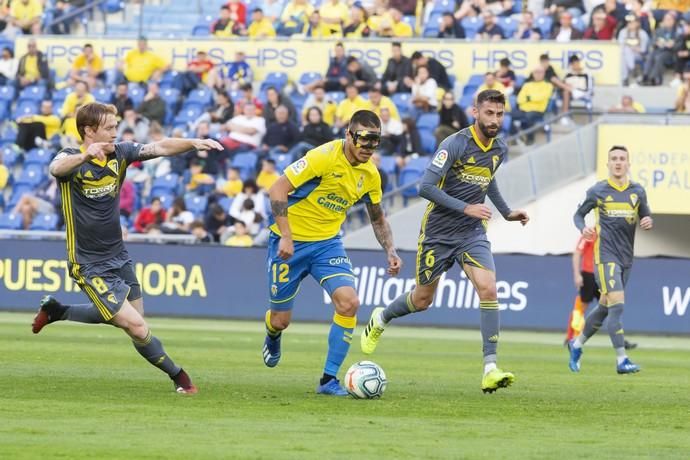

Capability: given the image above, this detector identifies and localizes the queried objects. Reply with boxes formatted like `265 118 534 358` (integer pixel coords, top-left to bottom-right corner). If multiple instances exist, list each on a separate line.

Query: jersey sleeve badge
432 149 448 168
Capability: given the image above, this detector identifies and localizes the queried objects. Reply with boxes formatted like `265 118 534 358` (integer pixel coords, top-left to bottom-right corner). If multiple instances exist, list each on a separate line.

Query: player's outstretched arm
49 142 111 177
366 202 402 276
269 176 296 260
136 138 223 161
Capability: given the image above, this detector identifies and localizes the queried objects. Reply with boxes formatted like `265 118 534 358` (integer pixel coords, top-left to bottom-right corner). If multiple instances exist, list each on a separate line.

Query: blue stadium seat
13 100 39 119
299 72 322 87
0 212 22 230
187 88 214 107
218 196 234 213
8 184 34 208
571 15 585 32
15 165 45 187
185 195 208 217
128 85 145 106
29 213 58 231
536 16 553 37
432 0 455 13
465 73 485 89
391 92 411 114
160 87 180 106
173 104 204 125
269 152 294 174
500 17 518 37
192 24 211 36
18 86 46 103
24 148 54 167
405 157 430 172
379 155 396 176
416 113 440 131
501 113 512 134
419 130 437 154
151 173 180 197
0 86 15 104
1 145 21 167
459 93 474 110
461 17 482 39
100 0 124 14
260 72 289 92
327 91 346 104
232 152 258 181
156 193 175 210
398 165 425 205
402 15 416 30
93 87 112 103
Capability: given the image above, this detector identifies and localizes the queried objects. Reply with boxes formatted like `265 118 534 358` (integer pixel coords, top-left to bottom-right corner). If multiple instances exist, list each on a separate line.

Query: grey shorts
416 234 495 285
594 262 631 295
69 251 141 321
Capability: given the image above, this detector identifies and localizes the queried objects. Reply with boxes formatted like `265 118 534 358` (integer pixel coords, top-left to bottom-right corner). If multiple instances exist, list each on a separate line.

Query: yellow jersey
31 114 61 138
10 0 42 21
336 96 368 124
124 50 166 83
72 53 104 73
0 164 8 190
248 18 276 38
257 170 280 190
367 95 400 120
271 140 382 241
61 92 96 117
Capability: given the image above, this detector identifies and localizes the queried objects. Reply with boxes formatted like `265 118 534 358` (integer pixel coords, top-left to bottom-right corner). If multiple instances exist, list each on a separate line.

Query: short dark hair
346 56 359 65
190 220 205 231
499 57 511 67
609 145 629 154
539 53 550 61
568 54 581 64
476 89 506 107
410 51 423 61
220 5 229 10
349 109 381 130
252 7 263 13
83 43 93 49
265 158 276 166
392 41 402 48
151 197 161 204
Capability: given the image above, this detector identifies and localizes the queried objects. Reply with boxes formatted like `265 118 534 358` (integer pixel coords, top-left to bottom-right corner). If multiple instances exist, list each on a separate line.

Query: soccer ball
344 361 387 399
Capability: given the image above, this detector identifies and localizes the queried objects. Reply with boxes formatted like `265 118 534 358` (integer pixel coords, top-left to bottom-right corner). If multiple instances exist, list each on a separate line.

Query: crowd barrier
15 36 623 85
1 239 687 334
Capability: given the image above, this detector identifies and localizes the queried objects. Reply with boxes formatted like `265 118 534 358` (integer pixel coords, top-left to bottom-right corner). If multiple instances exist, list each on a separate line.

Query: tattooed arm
269 175 296 260
366 202 402 275
136 138 223 161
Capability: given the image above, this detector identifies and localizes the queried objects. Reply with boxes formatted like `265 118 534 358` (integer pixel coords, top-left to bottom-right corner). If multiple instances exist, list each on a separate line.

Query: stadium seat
18 86 47 103
379 155 396 176
192 24 211 36
93 87 112 103
416 113 440 131
24 148 54 167
128 85 145 106
398 165 425 205
232 152 258 181
159 70 179 89
100 0 124 14
419 130 437 154
392 92 412 117
187 88 214 107
15 165 45 187
185 195 208 217
298 72 322 87
218 196 233 213
459 93 474 110
260 72 289 92
8 184 33 208
327 91 346 104
0 86 15 106
432 0 456 13
156 193 175 210
270 152 294 174
150 173 180 197
173 104 205 125
0 212 23 230
461 17 482 39
536 16 553 37
500 17 518 37
1 145 21 168
13 100 39 119
29 213 58 231
501 113 512 134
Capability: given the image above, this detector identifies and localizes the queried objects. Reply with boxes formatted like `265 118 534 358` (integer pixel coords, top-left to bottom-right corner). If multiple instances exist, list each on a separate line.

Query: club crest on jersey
492 155 500 171
630 193 638 205
271 284 278 297
357 174 364 190
290 158 308 175
432 149 448 168
107 159 119 175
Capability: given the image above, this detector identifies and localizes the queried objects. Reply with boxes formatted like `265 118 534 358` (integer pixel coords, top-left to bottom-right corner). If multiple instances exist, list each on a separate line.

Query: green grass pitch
1 312 689 459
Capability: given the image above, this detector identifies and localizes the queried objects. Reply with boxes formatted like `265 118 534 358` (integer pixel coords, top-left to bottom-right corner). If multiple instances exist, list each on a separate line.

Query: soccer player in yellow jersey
264 110 402 395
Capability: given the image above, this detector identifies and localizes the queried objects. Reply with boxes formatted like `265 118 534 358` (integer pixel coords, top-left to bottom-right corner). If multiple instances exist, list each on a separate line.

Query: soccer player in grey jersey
361 90 529 393
569 145 652 374
31 102 223 394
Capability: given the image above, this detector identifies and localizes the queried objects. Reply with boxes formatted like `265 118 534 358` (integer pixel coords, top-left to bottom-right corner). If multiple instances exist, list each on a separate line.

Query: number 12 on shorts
272 263 290 283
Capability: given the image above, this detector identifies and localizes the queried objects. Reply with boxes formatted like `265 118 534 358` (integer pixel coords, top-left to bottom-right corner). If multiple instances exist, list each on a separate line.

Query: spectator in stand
561 55 593 124
290 106 334 158
530 53 570 112
381 42 413 95
0 155 8 195
302 85 337 125
641 12 678 86
320 0 349 34
120 37 169 85
278 0 314 36
619 15 649 86
543 0 585 18
16 39 51 92
116 109 150 143
0 47 16 86
256 158 280 191
230 179 268 221
627 0 652 36
343 4 372 37
261 105 300 155
190 220 213 243
257 0 284 22
16 99 61 150
69 44 104 89
12 177 59 230
212 5 245 37
234 82 263 115
218 167 244 198
303 10 342 38
248 8 276 38
514 11 542 40
496 57 517 93
438 12 466 38
224 221 254 247
410 65 438 117
410 51 451 90
223 51 253 91
173 50 217 96
226 0 247 26
390 0 417 15
205 203 233 242
675 66 690 113
309 41 348 92
367 87 400 120
195 91 235 131
672 21 690 86
120 179 135 219
335 84 368 129
608 94 646 113
591 0 627 25
161 197 195 234
345 56 378 92
436 90 470 145
112 82 134 117
475 71 511 110
377 8 413 37
263 86 297 123
61 81 95 118
477 11 504 41
397 117 423 168
515 67 554 144
137 81 166 125
379 106 404 156
551 11 583 41
455 0 515 20
223 103 267 154
134 197 167 234
9 0 42 35
583 9 618 40
186 159 216 194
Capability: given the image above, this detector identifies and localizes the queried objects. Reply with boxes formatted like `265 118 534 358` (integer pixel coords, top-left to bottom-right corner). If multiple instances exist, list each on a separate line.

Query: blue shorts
267 232 356 311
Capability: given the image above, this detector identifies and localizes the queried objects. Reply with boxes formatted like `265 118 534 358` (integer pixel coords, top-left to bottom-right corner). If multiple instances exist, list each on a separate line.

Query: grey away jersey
574 180 651 268
421 126 508 243
53 142 142 264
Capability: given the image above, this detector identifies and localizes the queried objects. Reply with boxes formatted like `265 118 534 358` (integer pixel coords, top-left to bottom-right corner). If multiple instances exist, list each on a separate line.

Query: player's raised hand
507 210 530 226
582 226 596 240
639 216 653 230
464 204 492 220
82 142 112 162
278 236 294 260
193 138 224 152
386 252 402 276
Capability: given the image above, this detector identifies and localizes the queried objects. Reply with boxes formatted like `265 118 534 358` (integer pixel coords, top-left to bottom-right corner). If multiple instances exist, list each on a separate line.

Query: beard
477 120 499 139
